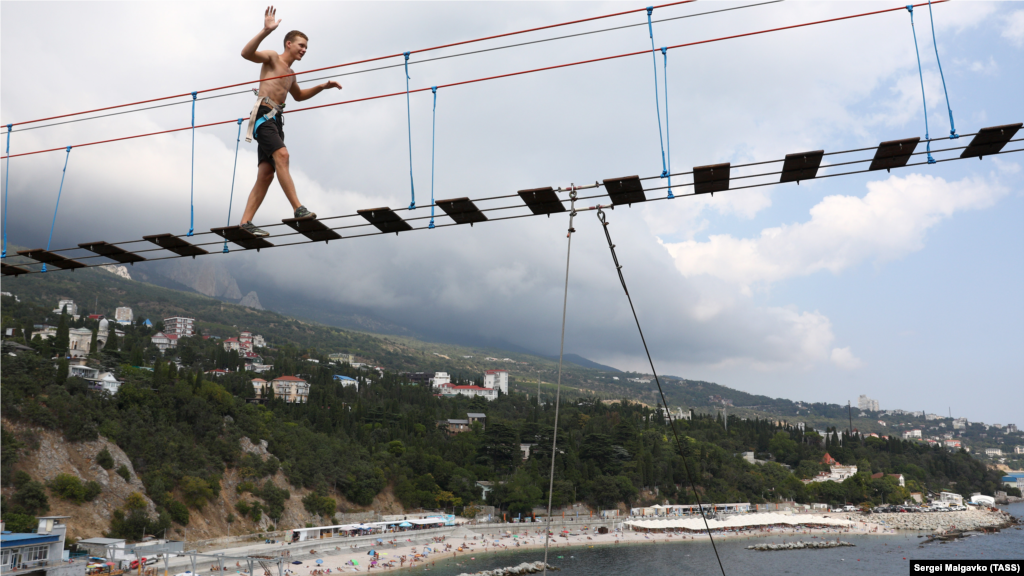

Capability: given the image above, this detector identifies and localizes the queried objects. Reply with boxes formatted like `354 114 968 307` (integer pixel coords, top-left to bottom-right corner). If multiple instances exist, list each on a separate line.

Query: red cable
2 0 696 128
1 0 947 160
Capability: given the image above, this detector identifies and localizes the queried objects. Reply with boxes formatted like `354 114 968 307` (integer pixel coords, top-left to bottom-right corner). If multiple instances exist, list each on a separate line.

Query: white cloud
830 347 864 370
661 173 1008 289
1002 9 1024 47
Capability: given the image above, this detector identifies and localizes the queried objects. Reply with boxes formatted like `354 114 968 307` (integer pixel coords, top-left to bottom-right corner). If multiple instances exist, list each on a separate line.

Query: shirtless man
239 6 342 237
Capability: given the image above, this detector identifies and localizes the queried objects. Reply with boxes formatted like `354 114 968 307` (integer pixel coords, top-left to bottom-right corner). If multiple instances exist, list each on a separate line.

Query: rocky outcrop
100 265 132 280
239 291 263 310
851 510 1013 531
163 259 242 300
747 540 854 551
456 562 558 576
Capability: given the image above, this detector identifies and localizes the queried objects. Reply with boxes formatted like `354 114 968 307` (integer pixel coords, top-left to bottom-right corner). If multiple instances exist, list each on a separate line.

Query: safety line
223 119 245 253
2 125 10 258
429 87 438 229
926 0 957 138
662 48 673 198
594 206 727 576
189 92 197 236
42 146 73 273
9 144 1018 272
646 7 669 177
3 1 698 129
3 1 783 137
541 188 578 576
404 53 416 210
906 6 936 164
1 1 948 160
26 132 1001 256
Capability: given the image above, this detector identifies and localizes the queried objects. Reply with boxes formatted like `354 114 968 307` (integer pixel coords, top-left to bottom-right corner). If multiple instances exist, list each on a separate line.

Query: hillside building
436 382 498 401
429 372 451 388
953 418 968 430
269 376 309 404
871 472 906 487
857 395 880 412
0 516 81 576
114 307 133 325
150 332 178 350
333 374 358 390
163 316 194 337
483 370 509 394
53 299 78 317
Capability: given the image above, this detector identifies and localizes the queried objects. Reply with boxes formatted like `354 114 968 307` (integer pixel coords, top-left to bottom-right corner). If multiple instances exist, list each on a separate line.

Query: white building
334 375 358 390
483 370 509 394
114 307 133 325
803 465 858 484
429 372 452 388
91 373 121 395
985 448 1002 456
953 418 968 430
1015 446 1024 455
268 376 309 404
150 332 178 350
938 492 963 506
53 299 78 317
253 334 266 348
436 382 498 401
223 337 241 352
163 316 194 337
902 429 922 439
0 516 74 575
857 395 880 412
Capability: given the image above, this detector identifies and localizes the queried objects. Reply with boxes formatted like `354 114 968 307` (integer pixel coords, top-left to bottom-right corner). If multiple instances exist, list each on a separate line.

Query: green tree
53 306 70 353
89 327 99 357
179 476 214 510
96 448 115 470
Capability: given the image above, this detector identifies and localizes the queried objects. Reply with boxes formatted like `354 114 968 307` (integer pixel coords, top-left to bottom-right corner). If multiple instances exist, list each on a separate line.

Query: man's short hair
284 30 308 48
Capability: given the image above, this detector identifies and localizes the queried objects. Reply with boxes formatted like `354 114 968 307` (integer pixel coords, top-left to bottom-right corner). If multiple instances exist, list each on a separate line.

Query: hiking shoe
240 221 269 237
294 205 317 219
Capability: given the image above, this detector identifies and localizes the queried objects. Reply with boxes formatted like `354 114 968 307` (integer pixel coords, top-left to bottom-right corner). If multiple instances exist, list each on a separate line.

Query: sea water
419 503 1023 576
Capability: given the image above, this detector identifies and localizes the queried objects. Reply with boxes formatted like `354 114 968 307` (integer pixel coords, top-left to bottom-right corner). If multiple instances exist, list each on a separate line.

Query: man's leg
239 161 276 225
271 147 303 211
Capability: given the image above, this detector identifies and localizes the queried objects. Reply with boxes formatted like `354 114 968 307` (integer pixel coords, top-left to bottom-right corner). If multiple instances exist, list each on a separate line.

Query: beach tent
399 522 413 527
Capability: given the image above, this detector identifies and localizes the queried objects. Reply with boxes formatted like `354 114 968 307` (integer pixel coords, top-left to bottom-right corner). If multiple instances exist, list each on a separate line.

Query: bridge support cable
906 6 936 164
593 205 727 576
403 53 417 210
1 1 954 161
646 8 669 178
661 48 674 198
926 0 957 138
429 87 439 229
189 91 198 235
42 146 73 272
541 188 579 576
223 118 245 253
2 125 10 258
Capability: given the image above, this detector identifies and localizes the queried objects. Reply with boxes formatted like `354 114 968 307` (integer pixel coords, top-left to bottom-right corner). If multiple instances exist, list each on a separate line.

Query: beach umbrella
399 522 413 527
314 560 322 565
290 561 302 565
367 550 375 555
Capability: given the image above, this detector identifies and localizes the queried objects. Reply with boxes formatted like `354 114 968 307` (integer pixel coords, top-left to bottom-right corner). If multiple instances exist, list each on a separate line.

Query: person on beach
239 6 342 237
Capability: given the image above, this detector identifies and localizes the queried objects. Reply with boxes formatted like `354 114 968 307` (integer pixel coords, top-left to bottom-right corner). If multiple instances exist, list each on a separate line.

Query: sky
2 1 1022 424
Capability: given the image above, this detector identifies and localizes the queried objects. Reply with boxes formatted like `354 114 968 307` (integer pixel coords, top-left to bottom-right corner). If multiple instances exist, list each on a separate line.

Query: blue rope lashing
429 86 438 230
926 0 957 139
906 6 936 164
2 124 11 259
43 146 73 273
661 47 673 200
404 52 416 210
189 90 197 235
646 7 668 178
224 118 245 254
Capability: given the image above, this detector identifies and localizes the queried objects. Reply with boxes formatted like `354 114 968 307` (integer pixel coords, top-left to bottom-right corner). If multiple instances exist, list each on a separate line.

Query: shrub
84 480 103 501
116 465 131 482
96 448 115 470
166 499 190 525
12 470 32 489
179 476 214 510
236 481 257 494
249 502 263 522
234 500 251 516
49 474 87 503
226 513 236 524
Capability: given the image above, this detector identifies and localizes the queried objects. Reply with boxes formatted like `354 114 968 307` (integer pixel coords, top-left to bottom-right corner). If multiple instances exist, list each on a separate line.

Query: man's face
285 38 308 60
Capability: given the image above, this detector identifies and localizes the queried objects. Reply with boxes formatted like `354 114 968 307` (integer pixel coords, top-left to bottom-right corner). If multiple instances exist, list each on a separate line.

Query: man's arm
289 80 342 102
241 6 281 63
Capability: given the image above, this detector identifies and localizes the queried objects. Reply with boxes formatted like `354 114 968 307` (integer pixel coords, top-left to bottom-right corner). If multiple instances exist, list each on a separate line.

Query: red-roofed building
269 375 309 404
871 472 905 487
205 368 229 377
821 453 839 466
150 332 178 351
223 337 240 352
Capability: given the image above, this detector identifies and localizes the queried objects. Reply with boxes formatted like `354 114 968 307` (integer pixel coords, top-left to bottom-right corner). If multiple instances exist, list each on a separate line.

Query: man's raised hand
324 80 343 90
264 6 281 32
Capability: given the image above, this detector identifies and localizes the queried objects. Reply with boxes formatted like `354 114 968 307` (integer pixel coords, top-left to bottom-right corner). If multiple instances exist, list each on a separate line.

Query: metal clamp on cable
567 185 578 238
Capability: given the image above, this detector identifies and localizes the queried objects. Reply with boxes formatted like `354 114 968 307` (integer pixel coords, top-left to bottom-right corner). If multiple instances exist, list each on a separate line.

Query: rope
3 1 954 161
429 87 438 229
189 91 197 236
646 7 668 177
594 206 727 576
926 0 957 138
2 124 10 258
404 52 416 210
43 146 73 273
906 6 936 164
541 188 578 576
223 118 245 253
661 47 674 199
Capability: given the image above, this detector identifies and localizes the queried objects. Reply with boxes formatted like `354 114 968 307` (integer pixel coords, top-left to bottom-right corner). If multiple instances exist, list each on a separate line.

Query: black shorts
254 105 285 167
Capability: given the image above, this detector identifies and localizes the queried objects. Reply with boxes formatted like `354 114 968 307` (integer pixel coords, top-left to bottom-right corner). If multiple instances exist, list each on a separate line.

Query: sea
417 503 1023 576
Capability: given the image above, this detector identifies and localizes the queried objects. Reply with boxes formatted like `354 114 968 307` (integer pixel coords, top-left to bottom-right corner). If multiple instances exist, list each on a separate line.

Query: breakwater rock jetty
455 562 558 576
747 540 854 551
852 510 1013 531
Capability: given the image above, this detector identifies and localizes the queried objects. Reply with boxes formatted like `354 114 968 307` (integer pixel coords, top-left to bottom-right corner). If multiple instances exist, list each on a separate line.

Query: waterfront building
0 516 82 576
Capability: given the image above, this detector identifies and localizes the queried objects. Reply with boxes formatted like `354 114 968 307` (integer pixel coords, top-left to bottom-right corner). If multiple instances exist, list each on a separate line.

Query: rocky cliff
162 259 243 300
238 291 263 310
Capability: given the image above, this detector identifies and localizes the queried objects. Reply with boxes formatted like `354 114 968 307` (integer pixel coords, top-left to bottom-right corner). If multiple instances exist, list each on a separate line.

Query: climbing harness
43 146 73 273
404 52 416 210
661 47 673 199
926 0 957 139
223 118 245 253
429 87 438 229
189 91 197 236
541 187 578 576
245 93 286 143
906 5 936 164
2 124 10 258
646 7 669 178
594 206 728 576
